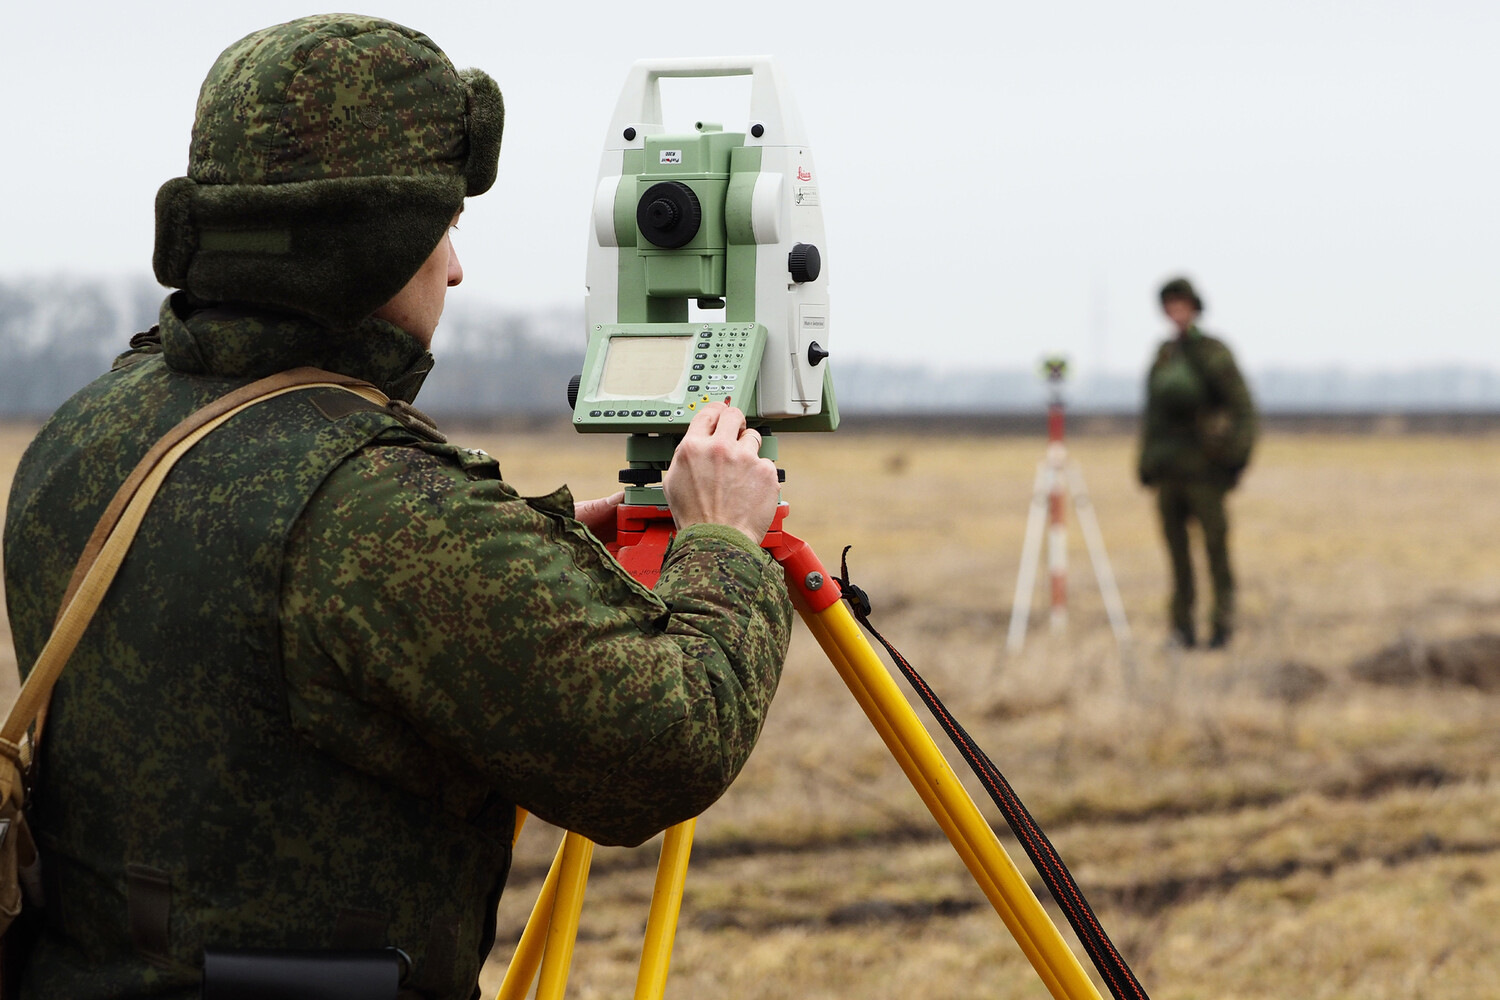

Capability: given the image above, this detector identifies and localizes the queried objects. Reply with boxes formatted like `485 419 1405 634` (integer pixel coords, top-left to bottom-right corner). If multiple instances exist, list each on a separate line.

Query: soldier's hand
663 402 779 545
574 491 624 543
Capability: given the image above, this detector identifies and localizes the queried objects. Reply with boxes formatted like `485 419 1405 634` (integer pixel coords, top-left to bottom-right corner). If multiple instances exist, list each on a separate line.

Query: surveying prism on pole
1006 357 1131 654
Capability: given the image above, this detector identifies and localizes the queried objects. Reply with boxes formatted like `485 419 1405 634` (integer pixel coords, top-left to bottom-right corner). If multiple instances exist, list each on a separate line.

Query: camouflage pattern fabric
153 15 504 330
3 293 792 1000
1136 327 1257 488
188 16 471 188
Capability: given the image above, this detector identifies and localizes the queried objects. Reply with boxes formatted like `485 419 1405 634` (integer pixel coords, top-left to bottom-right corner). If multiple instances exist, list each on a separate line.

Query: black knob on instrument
788 243 821 283
637 182 702 249
619 468 663 486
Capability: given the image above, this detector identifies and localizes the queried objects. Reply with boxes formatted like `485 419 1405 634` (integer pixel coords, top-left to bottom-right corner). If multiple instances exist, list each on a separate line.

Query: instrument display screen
597 335 693 399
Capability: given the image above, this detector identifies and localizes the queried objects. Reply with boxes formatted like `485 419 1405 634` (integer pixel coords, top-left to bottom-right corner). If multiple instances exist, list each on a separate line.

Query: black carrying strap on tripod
834 548 1150 1000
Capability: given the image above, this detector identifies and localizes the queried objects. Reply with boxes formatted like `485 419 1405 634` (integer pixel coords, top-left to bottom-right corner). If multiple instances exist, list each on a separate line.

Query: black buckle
201 947 407 1000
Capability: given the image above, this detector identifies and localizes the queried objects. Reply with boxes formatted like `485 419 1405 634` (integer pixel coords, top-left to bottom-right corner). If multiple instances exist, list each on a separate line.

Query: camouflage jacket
2 293 792 1000
1136 327 1257 487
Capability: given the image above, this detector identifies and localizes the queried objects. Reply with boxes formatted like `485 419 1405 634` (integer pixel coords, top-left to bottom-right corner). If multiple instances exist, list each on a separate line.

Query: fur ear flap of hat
153 15 503 331
461 68 504 197
154 173 465 331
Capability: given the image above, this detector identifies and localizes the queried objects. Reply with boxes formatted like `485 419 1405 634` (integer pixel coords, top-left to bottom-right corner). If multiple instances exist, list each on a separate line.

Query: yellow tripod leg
533 831 595 1000
800 598 1103 1000
632 818 697 1000
512 807 529 847
496 835 564 1000
492 790 700 1000
802 610 1065 990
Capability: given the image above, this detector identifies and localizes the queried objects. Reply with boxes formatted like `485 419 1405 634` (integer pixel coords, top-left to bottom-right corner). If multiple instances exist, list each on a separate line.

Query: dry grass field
4 422 1500 999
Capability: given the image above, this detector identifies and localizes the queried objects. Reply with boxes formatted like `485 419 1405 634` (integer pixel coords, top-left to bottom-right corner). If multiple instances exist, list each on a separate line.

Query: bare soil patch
1351 633 1500 690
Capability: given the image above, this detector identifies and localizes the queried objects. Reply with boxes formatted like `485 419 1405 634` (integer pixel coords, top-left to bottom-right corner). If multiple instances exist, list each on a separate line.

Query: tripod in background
1006 358 1131 655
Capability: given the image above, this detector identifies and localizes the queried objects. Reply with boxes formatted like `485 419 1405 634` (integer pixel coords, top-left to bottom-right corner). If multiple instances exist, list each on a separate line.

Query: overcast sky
5 1 1496 377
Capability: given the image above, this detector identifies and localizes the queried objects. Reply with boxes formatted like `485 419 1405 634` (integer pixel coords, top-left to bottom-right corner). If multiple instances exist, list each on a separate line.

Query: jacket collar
158 292 435 403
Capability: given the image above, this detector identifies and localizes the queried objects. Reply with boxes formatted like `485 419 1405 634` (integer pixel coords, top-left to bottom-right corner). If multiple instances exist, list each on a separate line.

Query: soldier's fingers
573 492 624 529
684 401 728 439
709 406 748 443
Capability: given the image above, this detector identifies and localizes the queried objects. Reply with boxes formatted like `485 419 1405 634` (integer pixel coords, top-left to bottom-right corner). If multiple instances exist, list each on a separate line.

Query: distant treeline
0 276 585 420
832 362 1500 414
4 277 1500 419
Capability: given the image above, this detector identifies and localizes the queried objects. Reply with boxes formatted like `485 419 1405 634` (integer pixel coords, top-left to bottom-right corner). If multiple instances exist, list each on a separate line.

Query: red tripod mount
608 501 839 614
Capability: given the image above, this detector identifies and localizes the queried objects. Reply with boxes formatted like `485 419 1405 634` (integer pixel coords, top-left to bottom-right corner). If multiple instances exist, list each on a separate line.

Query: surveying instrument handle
495 499 1113 1000
601 56 813 147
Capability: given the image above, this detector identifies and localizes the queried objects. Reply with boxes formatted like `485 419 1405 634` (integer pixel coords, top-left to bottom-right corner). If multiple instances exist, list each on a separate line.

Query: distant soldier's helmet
153 15 503 330
1158 277 1203 313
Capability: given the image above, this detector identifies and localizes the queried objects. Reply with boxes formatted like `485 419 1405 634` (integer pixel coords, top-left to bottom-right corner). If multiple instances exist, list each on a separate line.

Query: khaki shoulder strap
1 367 389 748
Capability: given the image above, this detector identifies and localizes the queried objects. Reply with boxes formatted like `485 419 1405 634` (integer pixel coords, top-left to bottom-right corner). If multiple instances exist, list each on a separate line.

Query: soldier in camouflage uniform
1137 278 1257 649
3 15 790 1000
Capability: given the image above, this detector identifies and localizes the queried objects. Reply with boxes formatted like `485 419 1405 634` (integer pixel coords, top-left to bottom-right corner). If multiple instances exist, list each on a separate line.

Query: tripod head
567 57 837 504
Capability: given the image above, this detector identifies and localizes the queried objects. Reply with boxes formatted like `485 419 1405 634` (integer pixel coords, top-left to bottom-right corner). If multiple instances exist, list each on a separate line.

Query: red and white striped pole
1008 356 1131 656
1046 390 1068 631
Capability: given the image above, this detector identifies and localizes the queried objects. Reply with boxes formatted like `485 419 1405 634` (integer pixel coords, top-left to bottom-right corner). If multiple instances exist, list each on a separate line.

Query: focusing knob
619 468 663 486
566 374 581 409
637 182 702 249
807 341 829 366
788 243 821 283
646 199 678 229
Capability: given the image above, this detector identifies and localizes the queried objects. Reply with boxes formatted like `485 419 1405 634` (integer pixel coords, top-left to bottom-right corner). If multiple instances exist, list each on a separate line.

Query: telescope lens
637 182 702 249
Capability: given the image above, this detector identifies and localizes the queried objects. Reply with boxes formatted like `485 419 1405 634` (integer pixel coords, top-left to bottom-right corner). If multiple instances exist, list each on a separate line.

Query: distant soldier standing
1137 278 1257 648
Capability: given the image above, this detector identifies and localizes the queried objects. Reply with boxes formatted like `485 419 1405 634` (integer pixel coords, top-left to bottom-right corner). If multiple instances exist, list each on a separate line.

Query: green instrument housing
607 125 756 321
579 61 837 501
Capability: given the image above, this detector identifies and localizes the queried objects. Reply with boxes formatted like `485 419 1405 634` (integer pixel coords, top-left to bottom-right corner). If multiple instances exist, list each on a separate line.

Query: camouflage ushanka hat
154 14 503 330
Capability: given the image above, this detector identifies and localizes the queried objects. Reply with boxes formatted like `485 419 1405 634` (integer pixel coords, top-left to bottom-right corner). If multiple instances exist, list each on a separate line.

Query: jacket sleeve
277 442 792 847
1136 348 1165 485
1201 340 1258 471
